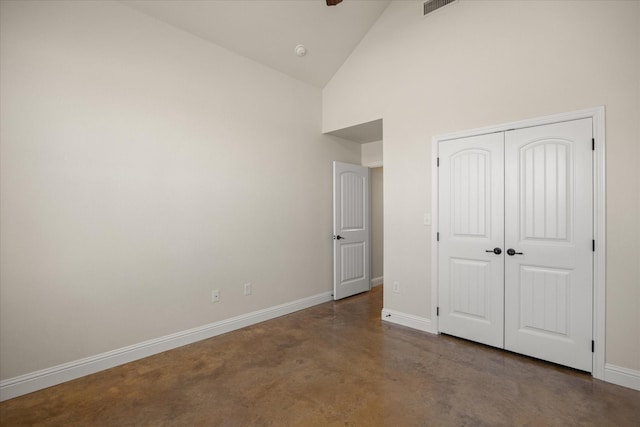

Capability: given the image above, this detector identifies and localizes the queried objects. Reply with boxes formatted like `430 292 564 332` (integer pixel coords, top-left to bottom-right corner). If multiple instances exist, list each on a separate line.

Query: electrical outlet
244 283 252 296
212 290 220 303
392 281 400 293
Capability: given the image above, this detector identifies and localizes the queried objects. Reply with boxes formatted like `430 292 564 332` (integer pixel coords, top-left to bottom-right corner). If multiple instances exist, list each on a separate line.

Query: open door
333 161 370 300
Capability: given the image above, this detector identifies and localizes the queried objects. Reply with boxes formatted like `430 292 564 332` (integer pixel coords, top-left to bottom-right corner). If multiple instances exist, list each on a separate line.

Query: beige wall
324 0 640 371
0 0 360 380
370 167 384 281
362 140 383 167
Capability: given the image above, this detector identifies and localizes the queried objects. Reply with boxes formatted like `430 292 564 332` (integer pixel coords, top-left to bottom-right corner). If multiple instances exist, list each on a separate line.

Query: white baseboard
379 315 639 392
603 364 640 391
0 291 333 402
5 294 637 401
381 308 437 334
371 276 383 287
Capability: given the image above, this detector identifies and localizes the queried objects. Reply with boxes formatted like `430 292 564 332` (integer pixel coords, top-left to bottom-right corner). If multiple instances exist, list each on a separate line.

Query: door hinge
437 232 440 241
592 138 595 151
436 157 440 167
592 340 595 353
437 306 439 316
592 240 595 252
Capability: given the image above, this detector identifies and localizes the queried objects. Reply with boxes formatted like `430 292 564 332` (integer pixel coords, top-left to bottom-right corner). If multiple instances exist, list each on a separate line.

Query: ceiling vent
423 0 456 16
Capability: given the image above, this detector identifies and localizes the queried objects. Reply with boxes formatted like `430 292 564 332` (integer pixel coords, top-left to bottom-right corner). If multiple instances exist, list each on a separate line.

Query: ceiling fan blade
326 0 343 6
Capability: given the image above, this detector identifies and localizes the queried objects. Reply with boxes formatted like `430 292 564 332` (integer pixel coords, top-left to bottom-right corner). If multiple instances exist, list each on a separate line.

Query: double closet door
438 118 593 372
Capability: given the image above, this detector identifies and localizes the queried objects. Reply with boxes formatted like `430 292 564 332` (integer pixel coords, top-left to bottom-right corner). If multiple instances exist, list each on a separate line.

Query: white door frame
431 106 606 380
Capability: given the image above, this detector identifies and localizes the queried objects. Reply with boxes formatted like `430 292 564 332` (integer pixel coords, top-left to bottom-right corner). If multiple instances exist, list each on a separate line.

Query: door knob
507 248 523 256
485 247 502 255
334 235 345 240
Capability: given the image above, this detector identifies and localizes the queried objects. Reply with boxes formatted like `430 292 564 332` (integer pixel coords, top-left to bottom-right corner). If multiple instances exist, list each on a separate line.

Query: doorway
370 167 384 288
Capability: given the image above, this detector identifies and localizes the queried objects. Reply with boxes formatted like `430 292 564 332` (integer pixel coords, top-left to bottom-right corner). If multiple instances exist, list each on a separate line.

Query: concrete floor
1 286 639 426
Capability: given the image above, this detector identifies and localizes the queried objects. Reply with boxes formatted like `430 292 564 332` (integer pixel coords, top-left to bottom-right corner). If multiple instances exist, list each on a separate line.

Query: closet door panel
438 133 504 348
504 118 593 372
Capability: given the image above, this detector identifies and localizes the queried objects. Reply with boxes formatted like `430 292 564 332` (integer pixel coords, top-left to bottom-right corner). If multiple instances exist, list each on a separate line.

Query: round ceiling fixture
294 44 307 57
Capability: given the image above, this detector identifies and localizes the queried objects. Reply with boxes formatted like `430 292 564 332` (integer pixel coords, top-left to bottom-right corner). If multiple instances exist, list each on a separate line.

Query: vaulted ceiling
121 0 391 88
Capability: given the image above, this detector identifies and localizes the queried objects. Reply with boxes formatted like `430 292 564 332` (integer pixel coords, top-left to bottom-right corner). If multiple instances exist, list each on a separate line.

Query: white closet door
504 119 593 371
438 133 505 348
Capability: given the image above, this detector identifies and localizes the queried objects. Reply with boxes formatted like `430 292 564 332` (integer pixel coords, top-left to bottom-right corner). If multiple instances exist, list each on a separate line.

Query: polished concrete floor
1 286 639 426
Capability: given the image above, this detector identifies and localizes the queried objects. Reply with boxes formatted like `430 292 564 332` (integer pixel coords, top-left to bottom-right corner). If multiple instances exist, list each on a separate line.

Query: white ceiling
326 119 382 143
121 0 391 88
